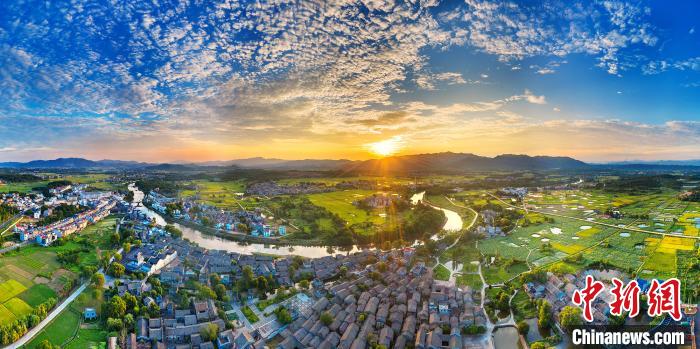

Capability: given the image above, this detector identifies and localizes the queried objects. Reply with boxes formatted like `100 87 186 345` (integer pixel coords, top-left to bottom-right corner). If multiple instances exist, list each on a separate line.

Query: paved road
7 219 125 348
7 283 88 349
0 214 23 237
487 193 700 240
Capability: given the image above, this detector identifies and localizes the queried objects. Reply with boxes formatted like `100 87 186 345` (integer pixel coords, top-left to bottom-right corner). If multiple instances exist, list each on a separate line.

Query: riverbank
165 212 358 248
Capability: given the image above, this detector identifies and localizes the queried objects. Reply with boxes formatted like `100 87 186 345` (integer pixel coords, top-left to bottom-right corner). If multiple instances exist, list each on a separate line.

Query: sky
1 0 700 163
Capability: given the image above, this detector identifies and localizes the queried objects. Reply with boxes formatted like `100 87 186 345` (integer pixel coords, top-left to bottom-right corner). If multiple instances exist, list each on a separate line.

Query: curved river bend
130 185 461 257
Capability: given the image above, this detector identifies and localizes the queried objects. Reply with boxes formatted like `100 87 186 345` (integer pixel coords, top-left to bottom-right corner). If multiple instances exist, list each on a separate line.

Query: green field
26 286 106 348
306 190 392 235
179 180 247 210
19 284 58 307
0 181 49 193
433 264 450 281
0 216 117 326
26 308 82 348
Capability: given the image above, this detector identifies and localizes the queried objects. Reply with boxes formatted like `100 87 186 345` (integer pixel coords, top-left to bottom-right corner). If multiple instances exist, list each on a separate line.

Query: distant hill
607 159 700 167
197 157 353 170
3 154 700 173
0 157 149 169
340 152 590 174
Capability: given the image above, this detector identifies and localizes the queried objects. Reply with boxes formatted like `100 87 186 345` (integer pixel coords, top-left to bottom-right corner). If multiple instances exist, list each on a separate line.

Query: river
130 185 462 257
410 191 464 234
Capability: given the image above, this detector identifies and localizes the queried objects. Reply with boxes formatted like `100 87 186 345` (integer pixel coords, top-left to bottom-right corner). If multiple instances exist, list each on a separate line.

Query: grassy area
179 180 247 210
25 308 82 348
0 216 117 326
0 181 49 193
26 286 106 348
482 260 529 285
63 174 119 191
456 273 483 289
512 291 538 321
19 284 57 307
307 190 387 226
433 264 451 281
241 305 260 323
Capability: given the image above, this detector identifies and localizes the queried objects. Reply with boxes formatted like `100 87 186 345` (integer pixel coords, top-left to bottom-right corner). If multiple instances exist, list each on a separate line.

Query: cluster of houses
147 192 286 238
118 232 489 349
16 197 117 246
498 187 528 199
273 251 486 349
0 192 43 212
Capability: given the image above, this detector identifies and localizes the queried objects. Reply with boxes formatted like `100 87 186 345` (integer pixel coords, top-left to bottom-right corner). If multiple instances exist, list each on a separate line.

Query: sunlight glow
367 136 404 157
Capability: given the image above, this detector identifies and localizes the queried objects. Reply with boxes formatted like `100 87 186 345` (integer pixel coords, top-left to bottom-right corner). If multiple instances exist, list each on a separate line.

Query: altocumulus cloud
0 0 677 159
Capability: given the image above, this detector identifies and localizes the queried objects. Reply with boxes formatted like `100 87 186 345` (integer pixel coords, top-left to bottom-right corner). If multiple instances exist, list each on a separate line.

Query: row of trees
0 204 18 223
0 298 57 345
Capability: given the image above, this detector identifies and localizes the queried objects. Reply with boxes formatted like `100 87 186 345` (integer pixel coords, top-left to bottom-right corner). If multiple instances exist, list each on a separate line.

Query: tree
298 280 309 289
123 292 139 313
148 302 161 318
517 320 529 335
109 262 125 278
242 265 255 289
538 300 552 329
123 242 131 254
91 272 105 288
530 342 546 349
560 306 583 332
108 295 127 318
165 224 183 238
275 307 293 325
215 284 228 301
200 322 219 341
107 317 123 331
124 313 135 331
320 311 333 326
37 340 59 349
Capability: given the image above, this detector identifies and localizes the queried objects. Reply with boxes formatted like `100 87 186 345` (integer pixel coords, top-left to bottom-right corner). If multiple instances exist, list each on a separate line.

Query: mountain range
0 153 698 173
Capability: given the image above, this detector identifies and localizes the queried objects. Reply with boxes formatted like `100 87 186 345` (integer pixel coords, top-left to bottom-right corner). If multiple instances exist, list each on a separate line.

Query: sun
367 136 404 157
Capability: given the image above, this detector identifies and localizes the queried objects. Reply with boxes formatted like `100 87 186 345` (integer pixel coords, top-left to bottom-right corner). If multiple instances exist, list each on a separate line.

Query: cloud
442 0 657 75
0 0 682 162
415 71 468 90
643 57 700 75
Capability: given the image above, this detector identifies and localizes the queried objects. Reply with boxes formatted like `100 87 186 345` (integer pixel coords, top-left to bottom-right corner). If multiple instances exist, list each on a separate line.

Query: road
7 283 88 349
486 193 700 240
0 214 23 237
7 218 125 348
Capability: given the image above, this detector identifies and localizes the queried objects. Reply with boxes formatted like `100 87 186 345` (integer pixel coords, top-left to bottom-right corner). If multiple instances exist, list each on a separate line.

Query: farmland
26 286 107 349
179 179 247 210
306 190 388 228
0 216 118 327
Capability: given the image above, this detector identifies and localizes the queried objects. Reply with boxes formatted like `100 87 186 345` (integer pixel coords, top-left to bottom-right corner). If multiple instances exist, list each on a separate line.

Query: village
147 191 287 239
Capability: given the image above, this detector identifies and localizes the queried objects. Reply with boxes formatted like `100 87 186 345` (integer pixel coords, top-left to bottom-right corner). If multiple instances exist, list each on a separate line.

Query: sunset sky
1 0 700 162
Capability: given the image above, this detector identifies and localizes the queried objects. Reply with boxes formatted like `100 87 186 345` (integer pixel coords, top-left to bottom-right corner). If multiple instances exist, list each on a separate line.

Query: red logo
647 278 682 321
572 277 683 322
609 278 640 317
572 275 605 322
